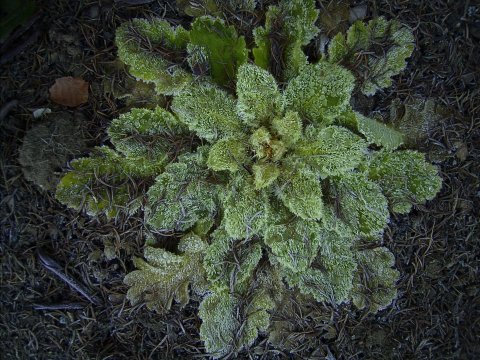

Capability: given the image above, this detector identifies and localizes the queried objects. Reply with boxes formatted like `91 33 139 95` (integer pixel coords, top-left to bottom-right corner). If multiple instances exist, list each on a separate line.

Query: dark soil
1 0 479 359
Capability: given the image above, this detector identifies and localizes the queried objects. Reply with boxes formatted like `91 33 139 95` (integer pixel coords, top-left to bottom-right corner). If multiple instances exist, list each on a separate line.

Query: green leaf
275 161 324 220
284 227 356 303
56 147 163 218
190 17 248 87
284 62 355 125
252 162 280 190
204 228 262 293
172 82 243 142
207 137 249 172
353 111 404 150
199 290 273 358
236 63 283 127
294 125 368 177
146 148 219 231
351 247 399 312
333 172 390 238
116 18 192 95
108 107 189 160
124 233 207 313
328 18 415 96
222 175 272 238
265 218 322 272
368 150 442 213
271 111 303 147
253 0 319 81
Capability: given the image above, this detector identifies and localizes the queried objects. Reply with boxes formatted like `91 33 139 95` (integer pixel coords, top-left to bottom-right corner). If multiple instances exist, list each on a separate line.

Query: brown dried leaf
49 77 89 107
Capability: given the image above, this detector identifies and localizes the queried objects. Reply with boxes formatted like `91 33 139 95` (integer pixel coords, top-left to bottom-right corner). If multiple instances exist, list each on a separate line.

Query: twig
37 249 101 305
33 303 86 311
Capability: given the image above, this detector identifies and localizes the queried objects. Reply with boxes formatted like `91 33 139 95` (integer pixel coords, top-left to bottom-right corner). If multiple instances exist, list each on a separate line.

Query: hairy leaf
124 233 207 313
116 18 191 95
56 147 162 218
172 82 243 142
146 148 219 231
284 62 355 124
351 247 399 312
236 63 283 127
333 172 389 238
275 161 324 220
295 125 367 177
108 107 189 160
368 150 442 213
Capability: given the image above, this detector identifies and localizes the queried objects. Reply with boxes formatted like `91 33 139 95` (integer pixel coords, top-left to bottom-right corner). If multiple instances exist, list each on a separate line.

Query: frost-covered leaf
284 62 355 124
146 148 219 231
252 161 280 190
265 218 322 272
390 98 444 147
253 0 319 81
284 227 356 303
207 136 249 172
294 125 367 177
116 18 191 95
271 111 303 147
350 111 404 150
275 161 324 220
333 172 389 238
56 147 162 218
124 233 207 313
172 82 243 142
368 150 442 213
204 228 262 293
236 63 283 127
351 247 399 312
190 17 248 87
199 290 273 358
222 175 272 238
328 17 414 96
108 107 189 160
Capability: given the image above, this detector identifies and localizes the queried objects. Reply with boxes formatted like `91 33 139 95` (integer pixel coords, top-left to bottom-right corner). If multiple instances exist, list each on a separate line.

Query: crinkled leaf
275 161 324 220
368 150 442 213
190 17 248 87
56 147 162 218
265 218 322 273
328 18 414 96
116 18 191 95
222 175 272 238
294 125 367 177
199 290 273 358
204 228 262 293
333 172 389 238
253 0 319 81
172 82 243 142
124 233 207 313
351 247 399 312
108 106 189 160
284 227 356 303
271 111 303 147
236 63 283 127
146 148 219 231
284 62 355 125
207 136 249 172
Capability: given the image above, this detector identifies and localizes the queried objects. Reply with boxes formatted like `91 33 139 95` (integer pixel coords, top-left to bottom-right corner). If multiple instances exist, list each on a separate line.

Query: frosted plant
56 1 442 357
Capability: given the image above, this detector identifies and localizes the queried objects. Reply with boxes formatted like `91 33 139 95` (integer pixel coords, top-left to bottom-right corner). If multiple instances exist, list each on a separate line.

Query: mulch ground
1 0 479 359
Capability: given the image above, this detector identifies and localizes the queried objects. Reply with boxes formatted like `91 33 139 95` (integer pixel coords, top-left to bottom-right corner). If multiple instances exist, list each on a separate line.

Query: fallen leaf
49 77 89 107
